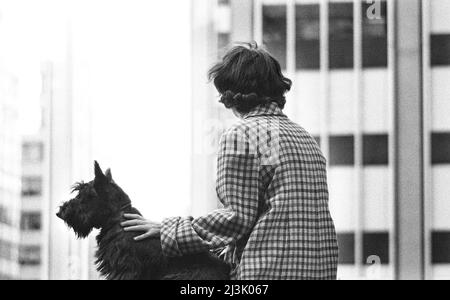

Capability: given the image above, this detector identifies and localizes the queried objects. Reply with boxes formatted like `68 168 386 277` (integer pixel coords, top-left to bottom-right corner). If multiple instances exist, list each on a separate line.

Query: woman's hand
121 214 162 241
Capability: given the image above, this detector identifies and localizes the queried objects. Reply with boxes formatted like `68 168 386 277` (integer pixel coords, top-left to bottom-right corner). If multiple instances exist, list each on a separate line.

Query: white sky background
0 0 194 221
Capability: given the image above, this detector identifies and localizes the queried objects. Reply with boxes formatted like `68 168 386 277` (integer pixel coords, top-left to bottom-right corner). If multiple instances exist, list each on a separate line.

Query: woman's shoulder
219 121 249 144
221 117 261 138
219 116 284 151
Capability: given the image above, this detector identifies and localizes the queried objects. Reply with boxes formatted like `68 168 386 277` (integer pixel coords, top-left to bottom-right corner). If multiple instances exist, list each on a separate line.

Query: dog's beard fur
57 200 96 239
57 181 107 239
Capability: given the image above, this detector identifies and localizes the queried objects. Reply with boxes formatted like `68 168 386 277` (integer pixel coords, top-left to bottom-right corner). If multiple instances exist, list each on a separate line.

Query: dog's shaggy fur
57 162 230 280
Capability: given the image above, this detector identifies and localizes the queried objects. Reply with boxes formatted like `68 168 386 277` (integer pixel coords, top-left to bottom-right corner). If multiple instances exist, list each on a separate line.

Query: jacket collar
243 102 285 119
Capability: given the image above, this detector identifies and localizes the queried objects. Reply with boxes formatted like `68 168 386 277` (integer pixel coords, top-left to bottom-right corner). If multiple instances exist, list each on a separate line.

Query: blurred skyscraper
18 57 92 280
0 65 21 280
41 53 94 280
18 74 49 279
16 30 94 280
19 133 45 279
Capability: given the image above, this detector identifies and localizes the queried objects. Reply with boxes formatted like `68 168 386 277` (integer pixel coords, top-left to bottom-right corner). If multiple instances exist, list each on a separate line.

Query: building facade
19 133 45 280
192 0 450 280
41 58 94 280
0 66 21 280
425 0 450 280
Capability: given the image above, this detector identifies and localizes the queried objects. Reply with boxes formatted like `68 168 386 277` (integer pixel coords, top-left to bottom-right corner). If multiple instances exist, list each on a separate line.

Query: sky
0 0 194 220
0 0 68 134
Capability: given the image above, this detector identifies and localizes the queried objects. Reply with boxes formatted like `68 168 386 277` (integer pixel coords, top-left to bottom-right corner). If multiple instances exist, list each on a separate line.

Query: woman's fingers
123 225 149 232
134 230 159 241
121 219 146 227
120 215 161 241
123 214 144 220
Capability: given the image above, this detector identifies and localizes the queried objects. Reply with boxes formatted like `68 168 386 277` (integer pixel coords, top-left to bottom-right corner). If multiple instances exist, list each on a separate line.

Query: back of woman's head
208 42 292 115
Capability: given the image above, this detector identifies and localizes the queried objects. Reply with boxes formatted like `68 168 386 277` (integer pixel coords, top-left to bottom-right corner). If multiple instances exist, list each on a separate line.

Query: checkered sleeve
160 128 260 257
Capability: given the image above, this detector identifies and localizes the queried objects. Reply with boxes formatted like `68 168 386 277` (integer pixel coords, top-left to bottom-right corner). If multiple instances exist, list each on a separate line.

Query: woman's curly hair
208 42 292 114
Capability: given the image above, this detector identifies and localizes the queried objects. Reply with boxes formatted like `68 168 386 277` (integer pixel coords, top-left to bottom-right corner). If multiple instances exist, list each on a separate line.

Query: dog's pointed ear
105 169 113 182
94 161 107 184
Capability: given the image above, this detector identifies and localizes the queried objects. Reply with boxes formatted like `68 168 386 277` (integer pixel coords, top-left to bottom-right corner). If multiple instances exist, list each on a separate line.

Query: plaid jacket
161 103 338 280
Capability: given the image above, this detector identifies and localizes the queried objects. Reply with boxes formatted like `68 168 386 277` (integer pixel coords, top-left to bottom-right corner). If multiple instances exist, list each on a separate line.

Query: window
22 142 44 163
21 177 43 197
296 4 320 70
328 134 389 166
19 246 41 266
0 240 14 261
431 133 450 165
263 5 287 70
337 232 390 265
329 135 355 166
21 212 42 231
0 205 12 226
363 134 389 166
362 0 388 68
363 232 390 265
431 34 450 66
337 233 355 264
218 33 230 58
329 2 354 69
432 232 450 264
216 0 231 58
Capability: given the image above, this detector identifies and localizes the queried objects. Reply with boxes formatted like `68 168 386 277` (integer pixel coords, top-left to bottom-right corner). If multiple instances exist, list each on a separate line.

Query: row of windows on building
262 1 450 70
10 132 450 214
0 240 41 266
7 232 450 267
12 221 450 267
18 246 41 266
337 231 450 265
314 133 450 167
0 212 41 267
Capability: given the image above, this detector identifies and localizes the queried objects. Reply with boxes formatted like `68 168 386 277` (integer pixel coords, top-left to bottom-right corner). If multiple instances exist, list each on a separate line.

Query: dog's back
95 207 230 280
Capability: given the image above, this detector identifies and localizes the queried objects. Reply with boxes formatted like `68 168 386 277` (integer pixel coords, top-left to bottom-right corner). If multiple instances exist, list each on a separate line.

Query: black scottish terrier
56 161 230 280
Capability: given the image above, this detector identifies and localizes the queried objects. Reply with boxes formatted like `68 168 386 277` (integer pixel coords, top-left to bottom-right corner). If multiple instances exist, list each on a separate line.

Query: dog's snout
56 205 66 220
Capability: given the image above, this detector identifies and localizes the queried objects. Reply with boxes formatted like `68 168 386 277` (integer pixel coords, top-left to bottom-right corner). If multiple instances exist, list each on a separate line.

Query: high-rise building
425 0 450 280
19 133 45 280
40 58 93 280
192 0 450 280
0 65 22 280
